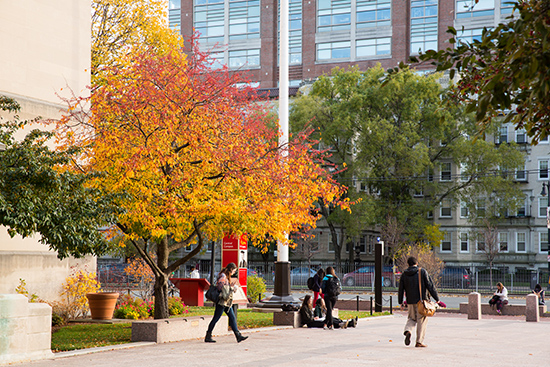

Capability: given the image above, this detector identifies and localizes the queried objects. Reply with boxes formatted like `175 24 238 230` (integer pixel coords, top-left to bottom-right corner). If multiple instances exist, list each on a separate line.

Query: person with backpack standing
321 266 341 329
311 268 325 304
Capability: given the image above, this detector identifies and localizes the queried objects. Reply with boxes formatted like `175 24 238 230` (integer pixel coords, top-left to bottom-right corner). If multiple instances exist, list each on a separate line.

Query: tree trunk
153 273 169 319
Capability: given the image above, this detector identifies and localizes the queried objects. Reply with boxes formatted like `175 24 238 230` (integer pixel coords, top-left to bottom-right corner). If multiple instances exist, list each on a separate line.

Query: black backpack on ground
307 276 315 290
326 276 341 297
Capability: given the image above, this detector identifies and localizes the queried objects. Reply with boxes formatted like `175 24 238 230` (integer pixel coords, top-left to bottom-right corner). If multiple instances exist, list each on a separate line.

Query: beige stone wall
0 1 94 303
0 0 91 105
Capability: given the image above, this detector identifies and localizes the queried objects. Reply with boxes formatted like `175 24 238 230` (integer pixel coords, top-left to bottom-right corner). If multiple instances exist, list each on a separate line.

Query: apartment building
168 0 548 274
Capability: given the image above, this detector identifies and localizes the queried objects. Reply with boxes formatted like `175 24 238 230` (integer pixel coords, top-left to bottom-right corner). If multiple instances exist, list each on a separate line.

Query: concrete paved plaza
26 312 548 367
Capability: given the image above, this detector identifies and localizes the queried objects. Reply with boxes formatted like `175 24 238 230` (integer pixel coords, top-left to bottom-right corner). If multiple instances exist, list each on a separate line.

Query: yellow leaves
60 270 101 319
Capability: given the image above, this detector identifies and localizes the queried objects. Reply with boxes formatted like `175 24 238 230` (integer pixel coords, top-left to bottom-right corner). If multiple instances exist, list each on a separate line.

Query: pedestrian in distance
205 262 248 343
532 283 545 305
190 265 200 279
321 266 341 329
398 256 439 348
312 268 325 304
489 282 508 314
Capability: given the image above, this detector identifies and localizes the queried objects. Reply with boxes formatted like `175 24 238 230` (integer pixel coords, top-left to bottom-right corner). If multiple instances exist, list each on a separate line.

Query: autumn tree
0 96 116 258
56 45 348 319
405 0 550 143
92 0 181 85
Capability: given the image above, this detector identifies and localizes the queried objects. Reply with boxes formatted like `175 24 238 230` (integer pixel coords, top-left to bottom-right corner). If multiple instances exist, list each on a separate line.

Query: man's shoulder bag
416 268 437 317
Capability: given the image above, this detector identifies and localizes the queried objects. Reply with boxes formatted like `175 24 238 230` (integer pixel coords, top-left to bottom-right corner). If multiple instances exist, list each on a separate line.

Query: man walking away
398 256 439 348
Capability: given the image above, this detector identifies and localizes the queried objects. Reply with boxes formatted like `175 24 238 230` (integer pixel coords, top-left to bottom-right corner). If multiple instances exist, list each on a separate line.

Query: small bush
61 269 101 319
15 278 40 302
168 297 188 316
114 295 150 320
51 302 70 326
247 275 266 303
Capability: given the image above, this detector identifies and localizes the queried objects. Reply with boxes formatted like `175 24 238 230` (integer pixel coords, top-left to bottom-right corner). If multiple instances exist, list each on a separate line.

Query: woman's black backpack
326 276 341 297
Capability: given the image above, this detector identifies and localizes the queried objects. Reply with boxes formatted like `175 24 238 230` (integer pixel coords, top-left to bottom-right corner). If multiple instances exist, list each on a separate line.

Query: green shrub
168 297 188 316
114 295 150 320
247 275 266 303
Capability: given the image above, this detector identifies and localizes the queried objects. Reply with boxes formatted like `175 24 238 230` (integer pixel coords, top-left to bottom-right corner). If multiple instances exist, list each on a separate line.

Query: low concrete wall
0 294 53 366
459 302 547 316
131 315 230 343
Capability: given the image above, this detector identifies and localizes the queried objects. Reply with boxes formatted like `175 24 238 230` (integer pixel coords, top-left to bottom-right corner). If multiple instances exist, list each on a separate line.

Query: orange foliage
55 40 349 251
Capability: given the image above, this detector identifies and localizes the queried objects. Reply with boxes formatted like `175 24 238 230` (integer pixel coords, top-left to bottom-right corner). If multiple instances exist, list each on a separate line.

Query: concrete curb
52 342 156 359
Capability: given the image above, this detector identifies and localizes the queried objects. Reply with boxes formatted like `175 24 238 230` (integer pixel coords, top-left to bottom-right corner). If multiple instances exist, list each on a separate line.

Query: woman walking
205 262 248 343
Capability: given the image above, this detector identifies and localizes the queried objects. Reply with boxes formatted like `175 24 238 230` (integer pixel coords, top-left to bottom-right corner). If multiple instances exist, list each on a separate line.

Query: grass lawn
51 322 132 352
51 307 389 352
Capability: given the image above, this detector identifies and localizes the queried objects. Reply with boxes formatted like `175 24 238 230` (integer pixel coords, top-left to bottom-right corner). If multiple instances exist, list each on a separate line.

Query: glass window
516 128 527 143
441 162 452 181
516 163 527 181
194 0 226 44
460 202 469 218
356 0 391 28
516 232 526 253
498 232 508 252
460 232 469 253
229 0 261 40
441 231 452 252
317 0 352 32
456 0 495 18
476 199 486 217
460 163 469 182
540 232 549 253
539 197 548 218
501 0 516 14
456 28 485 45
169 0 182 30
477 239 485 252
498 126 508 144
440 199 452 218
317 41 351 61
539 160 548 179
516 196 527 217
229 49 260 68
356 38 391 58
410 0 438 54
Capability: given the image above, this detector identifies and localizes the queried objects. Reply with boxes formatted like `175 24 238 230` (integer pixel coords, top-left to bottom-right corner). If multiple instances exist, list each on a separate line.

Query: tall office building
169 0 513 88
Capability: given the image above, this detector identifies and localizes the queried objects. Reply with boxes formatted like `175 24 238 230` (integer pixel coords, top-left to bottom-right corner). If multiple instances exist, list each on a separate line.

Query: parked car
342 266 401 287
439 267 470 288
273 267 316 285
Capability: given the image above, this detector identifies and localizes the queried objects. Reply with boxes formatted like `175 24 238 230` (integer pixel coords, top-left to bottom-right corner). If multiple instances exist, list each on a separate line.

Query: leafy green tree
0 96 117 259
405 0 550 143
291 66 525 260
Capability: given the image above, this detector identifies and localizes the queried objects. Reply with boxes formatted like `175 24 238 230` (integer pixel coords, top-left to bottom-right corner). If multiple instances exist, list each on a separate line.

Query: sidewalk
27 312 548 367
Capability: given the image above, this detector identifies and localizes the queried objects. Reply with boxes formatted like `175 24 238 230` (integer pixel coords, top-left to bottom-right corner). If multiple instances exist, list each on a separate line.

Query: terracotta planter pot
86 292 119 320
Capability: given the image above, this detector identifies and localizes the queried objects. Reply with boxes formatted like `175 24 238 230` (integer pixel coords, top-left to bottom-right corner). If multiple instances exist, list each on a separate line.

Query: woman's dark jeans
324 295 337 327
207 303 239 333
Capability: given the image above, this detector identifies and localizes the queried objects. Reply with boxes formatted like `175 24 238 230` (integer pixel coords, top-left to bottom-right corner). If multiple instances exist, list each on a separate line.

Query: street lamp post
540 182 550 290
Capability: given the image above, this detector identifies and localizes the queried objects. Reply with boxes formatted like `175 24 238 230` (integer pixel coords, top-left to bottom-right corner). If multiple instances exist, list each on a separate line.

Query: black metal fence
97 260 549 295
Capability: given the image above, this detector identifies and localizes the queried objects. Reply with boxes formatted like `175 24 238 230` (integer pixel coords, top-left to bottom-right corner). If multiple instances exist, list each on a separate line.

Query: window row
317 38 391 61
440 231 548 254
